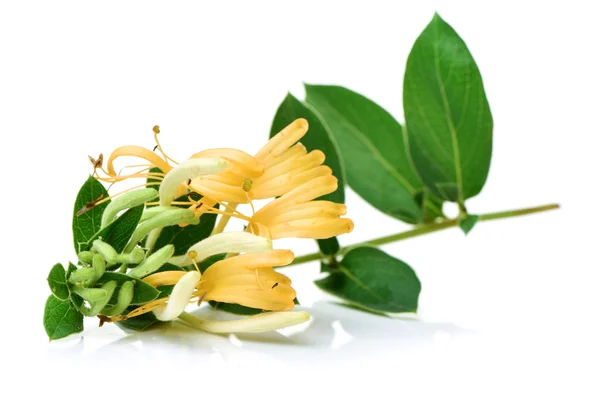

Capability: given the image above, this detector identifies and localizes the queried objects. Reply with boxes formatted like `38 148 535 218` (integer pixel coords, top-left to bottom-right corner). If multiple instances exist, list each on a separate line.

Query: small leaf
403 13 493 204
116 307 161 331
153 200 218 256
43 295 84 340
459 214 479 235
305 84 445 223
318 237 340 256
47 264 69 300
73 176 110 253
315 247 421 313
96 272 160 305
82 204 144 253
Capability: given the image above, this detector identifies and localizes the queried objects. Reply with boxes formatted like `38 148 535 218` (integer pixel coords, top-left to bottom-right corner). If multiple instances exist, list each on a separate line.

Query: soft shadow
45 302 473 367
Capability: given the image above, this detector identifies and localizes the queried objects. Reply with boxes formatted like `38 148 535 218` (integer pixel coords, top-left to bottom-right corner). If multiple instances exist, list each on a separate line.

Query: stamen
153 125 179 165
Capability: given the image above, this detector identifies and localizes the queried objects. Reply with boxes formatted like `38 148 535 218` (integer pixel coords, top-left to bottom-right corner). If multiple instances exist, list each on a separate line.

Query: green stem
289 203 560 266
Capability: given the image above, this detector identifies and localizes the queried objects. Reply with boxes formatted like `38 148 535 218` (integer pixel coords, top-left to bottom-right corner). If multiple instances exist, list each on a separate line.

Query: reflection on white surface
44 300 471 370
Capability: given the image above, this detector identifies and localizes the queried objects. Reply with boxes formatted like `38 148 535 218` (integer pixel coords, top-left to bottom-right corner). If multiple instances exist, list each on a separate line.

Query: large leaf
81 204 144 253
270 93 344 204
43 295 84 340
315 247 421 313
403 13 493 204
96 272 160 305
72 176 109 253
305 84 443 223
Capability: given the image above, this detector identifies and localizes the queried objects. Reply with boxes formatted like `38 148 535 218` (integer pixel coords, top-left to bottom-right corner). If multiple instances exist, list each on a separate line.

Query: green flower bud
123 209 198 253
77 251 94 264
114 247 145 264
92 239 117 264
101 188 158 229
68 267 95 284
129 244 175 278
78 281 117 317
101 281 134 316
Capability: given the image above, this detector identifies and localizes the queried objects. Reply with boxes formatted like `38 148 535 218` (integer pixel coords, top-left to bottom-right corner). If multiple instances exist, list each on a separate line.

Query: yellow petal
106 145 173 176
270 218 354 239
192 148 264 178
255 118 308 161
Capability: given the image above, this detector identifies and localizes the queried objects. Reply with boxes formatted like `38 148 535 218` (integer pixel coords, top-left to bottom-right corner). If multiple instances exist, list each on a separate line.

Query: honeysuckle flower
141 249 296 313
198 249 297 311
188 118 332 203
248 176 354 239
178 310 310 334
169 231 272 267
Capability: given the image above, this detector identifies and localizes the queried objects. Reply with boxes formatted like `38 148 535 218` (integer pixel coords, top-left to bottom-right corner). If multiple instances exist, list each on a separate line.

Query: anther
271 282 279 289
242 178 253 192
153 125 160 134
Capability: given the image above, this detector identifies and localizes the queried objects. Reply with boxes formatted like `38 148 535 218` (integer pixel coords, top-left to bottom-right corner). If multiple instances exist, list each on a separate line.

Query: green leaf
96 272 160 305
270 93 344 204
305 84 444 223
459 214 479 235
73 176 110 253
116 307 161 331
153 200 218 256
403 13 493 204
43 295 84 340
315 247 421 313
81 204 144 253
47 264 69 300
318 237 340 256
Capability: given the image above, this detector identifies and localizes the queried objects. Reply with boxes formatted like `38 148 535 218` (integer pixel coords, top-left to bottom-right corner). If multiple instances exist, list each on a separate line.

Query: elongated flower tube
197 250 297 311
159 158 227 206
179 310 310 333
169 231 272 267
249 176 354 239
188 119 327 203
152 271 201 321
101 188 158 228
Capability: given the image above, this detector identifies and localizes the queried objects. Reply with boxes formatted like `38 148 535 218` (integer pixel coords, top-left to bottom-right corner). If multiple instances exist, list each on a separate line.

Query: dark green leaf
197 253 226 273
73 176 110 253
270 93 345 204
459 214 479 235
315 247 421 313
403 13 493 204
47 264 69 300
153 201 217 256
43 295 84 340
116 307 161 331
305 84 444 223
318 237 340 256
82 204 144 253
96 272 160 305
208 301 263 315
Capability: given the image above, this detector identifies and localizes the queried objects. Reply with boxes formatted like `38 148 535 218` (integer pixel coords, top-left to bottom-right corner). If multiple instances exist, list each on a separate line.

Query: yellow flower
248 176 354 239
142 250 296 312
198 250 296 311
188 118 332 203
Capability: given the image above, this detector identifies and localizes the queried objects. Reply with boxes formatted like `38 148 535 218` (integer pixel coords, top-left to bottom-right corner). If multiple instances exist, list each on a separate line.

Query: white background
1 1 598 398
